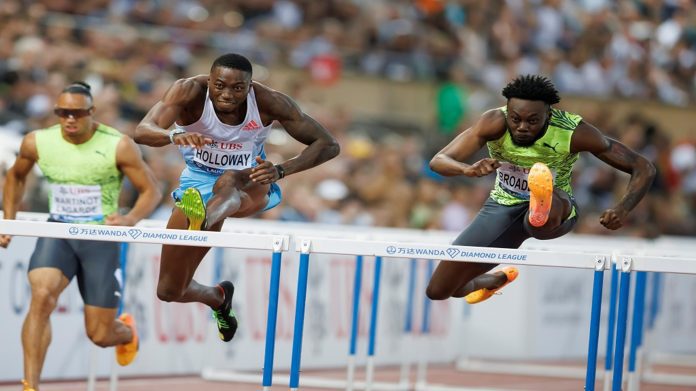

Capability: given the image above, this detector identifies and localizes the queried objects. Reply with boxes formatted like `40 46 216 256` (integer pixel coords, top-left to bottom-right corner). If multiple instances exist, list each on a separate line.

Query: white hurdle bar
285 237 610 391
0 219 289 251
0 218 290 391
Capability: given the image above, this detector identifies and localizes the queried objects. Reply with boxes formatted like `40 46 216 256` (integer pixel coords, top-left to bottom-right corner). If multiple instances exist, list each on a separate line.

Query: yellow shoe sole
176 188 207 230
465 267 519 304
528 162 553 227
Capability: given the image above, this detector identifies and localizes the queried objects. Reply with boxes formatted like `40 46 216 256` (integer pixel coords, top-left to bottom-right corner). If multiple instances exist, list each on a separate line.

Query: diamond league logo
68 227 79 235
386 246 397 255
127 229 143 240
446 247 459 258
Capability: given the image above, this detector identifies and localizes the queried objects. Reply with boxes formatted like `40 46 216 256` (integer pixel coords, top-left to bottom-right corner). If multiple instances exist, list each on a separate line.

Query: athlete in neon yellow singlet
0 82 161 391
425 75 656 304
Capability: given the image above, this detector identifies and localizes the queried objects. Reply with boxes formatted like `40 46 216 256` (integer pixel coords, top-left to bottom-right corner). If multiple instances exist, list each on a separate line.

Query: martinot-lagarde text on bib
50 184 103 222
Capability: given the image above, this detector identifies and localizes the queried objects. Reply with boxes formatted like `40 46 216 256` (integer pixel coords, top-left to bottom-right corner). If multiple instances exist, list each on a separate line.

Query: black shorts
452 197 578 249
29 237 121 308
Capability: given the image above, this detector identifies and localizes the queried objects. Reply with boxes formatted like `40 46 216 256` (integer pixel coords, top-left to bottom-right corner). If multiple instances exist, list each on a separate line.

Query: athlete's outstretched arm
134 77 211 147
250 88 340 184
430 109 506 177
1 132 39 247
106 136 162 226
571 121 656 230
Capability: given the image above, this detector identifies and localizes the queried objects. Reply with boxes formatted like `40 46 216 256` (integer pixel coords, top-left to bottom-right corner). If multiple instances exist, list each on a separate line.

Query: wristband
169 128 186 144
274 164 285 179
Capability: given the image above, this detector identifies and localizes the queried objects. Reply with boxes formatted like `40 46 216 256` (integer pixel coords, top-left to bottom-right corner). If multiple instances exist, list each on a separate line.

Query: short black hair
62 81 92 98
211 53 252 75
502 75 560 105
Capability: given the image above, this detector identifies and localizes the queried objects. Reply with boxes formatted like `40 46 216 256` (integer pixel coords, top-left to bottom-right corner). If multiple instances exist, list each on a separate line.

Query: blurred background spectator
1 0 695 237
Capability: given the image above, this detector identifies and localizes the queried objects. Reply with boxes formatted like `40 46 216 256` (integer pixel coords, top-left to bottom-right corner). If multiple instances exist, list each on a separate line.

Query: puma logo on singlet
542 142 559 153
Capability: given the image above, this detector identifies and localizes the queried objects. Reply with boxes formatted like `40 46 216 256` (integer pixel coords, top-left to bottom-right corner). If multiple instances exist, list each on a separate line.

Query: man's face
54 93 93 136
505 98 550 147
208 66 251 114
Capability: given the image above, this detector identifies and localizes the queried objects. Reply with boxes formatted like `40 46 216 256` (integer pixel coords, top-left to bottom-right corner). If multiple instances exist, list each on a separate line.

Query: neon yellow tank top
35 124 123 223
487 107 581 206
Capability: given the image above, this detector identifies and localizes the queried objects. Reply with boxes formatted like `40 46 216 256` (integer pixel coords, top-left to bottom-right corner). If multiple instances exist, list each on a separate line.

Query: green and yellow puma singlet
487 107 582 209
35 124 123 223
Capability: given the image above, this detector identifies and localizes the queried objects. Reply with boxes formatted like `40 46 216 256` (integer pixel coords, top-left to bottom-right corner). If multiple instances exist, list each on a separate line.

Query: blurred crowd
1 0 696 238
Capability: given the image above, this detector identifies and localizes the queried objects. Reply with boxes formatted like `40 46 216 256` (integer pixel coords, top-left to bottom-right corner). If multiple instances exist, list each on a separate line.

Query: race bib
192 141 253 171
50 184 103 222
497 162 555 199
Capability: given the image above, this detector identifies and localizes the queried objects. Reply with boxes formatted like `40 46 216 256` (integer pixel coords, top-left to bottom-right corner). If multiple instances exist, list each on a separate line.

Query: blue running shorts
172 166 282 211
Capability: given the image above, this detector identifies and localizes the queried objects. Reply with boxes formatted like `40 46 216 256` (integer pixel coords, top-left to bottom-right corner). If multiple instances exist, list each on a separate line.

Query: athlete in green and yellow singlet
425 75 656 304
0 83 161 391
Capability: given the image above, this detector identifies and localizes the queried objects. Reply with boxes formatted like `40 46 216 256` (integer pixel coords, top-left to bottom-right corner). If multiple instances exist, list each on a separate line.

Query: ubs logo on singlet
209 141 243 151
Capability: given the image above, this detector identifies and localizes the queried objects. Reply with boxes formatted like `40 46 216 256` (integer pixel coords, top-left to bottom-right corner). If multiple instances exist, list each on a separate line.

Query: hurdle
0 217 290 390
285 237 609 390
199 229 608 390
614 252 696 391
5 215 694 390
638 239 696 389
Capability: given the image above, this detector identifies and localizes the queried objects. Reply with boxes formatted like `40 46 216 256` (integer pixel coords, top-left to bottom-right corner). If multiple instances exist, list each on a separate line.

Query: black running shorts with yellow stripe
28 237 122 308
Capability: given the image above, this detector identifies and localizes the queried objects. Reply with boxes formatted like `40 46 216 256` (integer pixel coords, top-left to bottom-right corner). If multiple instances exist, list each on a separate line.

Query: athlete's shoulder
251 81 283 103
549 107 582 131
475 108 507 140
251 81 299 118
18 130 40 161
166 75 207 103
483 107 507 121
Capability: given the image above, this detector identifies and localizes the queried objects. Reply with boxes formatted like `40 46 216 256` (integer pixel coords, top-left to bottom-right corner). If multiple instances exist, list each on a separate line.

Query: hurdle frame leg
627 271 647 391
399 259 418 388
585 256 607 391
415 260 434 391
612 257 633 391
365 256 383 391
347 255 364 391
262 237 286 390
289 240 312 391
603 256 620 391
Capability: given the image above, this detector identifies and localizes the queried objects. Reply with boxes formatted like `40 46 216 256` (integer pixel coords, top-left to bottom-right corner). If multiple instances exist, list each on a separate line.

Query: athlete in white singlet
134 53 339 342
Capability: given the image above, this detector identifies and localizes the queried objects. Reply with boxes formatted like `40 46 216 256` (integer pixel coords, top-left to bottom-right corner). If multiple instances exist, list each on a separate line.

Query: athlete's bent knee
87 330 111 348
214 171 241 192
425 284 451 301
